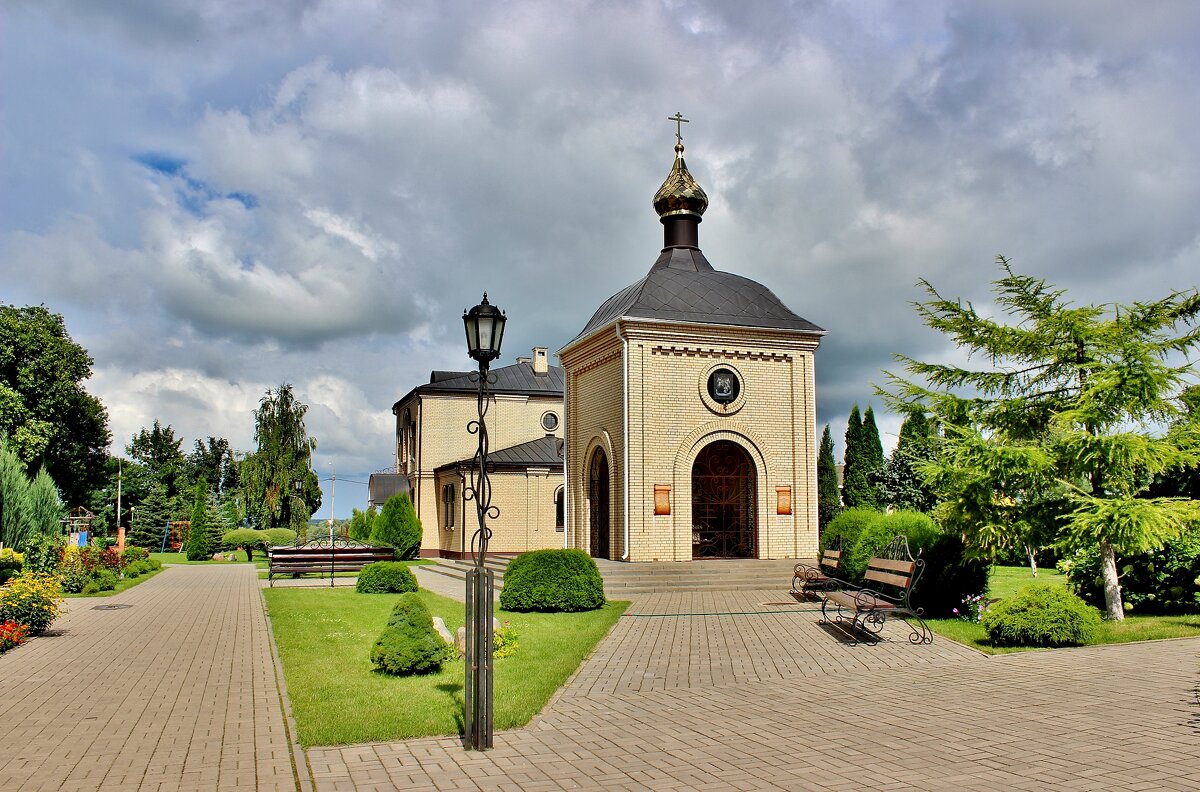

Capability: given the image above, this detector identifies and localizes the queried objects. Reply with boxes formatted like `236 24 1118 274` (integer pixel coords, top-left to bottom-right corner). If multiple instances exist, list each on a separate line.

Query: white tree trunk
1025 543 1038 577
1099 539 1124 621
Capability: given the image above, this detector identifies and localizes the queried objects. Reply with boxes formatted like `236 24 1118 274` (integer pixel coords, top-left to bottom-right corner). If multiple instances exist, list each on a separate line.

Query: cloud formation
3 1 1198 515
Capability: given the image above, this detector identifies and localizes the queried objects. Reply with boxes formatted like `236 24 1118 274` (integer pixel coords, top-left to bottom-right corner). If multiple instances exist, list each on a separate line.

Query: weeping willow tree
881 256 1200 620
240 385 320 536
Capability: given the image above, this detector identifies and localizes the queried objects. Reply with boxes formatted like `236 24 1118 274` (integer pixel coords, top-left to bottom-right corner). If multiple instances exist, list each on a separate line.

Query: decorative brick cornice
650 345 792 363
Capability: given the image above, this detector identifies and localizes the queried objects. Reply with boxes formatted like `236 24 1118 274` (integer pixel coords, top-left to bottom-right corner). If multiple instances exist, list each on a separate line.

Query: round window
541 412 560 431
707 368 741 405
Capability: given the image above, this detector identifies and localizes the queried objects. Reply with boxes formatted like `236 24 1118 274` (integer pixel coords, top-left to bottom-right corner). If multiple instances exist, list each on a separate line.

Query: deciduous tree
882 256 1200 619
0 304 110 505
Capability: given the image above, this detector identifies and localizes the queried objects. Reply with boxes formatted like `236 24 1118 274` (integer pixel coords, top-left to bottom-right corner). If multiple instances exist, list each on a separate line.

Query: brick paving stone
309 588 1200 791
0 564 306 792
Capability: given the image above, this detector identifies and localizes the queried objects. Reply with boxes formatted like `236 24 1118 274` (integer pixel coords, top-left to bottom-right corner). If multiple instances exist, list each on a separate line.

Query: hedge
498 549 606 612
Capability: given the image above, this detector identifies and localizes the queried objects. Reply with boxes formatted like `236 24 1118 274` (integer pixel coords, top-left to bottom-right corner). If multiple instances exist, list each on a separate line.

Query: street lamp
462 292 506 751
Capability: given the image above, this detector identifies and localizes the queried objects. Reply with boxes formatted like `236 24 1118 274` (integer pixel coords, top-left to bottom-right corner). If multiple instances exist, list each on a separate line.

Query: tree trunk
1099 539 1124 621
1025 543 1038 577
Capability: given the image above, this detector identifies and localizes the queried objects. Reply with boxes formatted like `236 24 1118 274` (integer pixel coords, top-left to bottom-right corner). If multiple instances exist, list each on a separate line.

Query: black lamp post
462 292 505 751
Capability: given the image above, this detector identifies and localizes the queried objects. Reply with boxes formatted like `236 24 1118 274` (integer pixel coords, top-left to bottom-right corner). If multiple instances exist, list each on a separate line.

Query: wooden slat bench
267 539 395 587
791 547 844 597
819 536 932 646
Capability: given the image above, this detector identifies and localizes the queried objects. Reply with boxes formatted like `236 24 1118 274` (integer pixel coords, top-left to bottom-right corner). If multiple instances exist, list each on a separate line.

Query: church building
558 131 825 561
392 125 823 562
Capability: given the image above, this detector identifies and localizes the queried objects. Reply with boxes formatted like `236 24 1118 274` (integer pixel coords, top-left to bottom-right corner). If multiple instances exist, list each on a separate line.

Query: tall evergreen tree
817 425 841 530
185 479 212 561
842 405 881 509
370 493 422 559
882 256 1200 619
26 466 65 538
129 482 176 550
874 410 938 513
0 438 32 551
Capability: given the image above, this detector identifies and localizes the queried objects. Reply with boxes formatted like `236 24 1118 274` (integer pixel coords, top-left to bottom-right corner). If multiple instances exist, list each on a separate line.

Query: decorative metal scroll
290 536 376 550
817 534 933 646
463 369 501 566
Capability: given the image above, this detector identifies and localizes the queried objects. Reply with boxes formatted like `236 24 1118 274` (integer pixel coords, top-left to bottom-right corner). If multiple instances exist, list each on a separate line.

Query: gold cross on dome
668 111 689 146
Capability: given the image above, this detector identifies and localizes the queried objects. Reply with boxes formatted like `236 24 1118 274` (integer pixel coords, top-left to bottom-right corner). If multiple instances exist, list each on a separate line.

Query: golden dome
653 143 708 219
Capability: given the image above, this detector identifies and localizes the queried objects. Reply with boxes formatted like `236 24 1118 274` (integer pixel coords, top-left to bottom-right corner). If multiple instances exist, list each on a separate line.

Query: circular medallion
707 367 741 405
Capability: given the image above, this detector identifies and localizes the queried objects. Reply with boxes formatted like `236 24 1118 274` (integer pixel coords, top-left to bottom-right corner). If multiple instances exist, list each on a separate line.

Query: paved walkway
0 564 306 792
309 590 1200 791
5 565 1200 790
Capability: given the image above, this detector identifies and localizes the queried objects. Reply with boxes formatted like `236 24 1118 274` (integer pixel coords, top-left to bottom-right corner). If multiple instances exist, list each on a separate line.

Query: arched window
554 487 564 532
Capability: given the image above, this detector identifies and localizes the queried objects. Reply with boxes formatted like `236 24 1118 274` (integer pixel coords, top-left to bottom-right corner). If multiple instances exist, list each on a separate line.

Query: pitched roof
367 473 410 508
435 434 564 474
573 246 825 342
393 360 564 411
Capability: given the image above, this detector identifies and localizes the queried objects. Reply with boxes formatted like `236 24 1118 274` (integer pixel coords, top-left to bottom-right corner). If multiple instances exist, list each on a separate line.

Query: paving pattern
0 564 306 792
309 590 1200 791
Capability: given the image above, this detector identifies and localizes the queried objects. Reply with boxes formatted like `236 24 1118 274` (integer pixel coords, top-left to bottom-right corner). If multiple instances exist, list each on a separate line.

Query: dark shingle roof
367 473 410 508
574 246 824 341
436 435 564 474
393 361 564 411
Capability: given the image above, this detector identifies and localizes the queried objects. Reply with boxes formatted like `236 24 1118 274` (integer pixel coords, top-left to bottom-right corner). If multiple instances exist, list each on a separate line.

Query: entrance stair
425 555 809 597
595 557 804 596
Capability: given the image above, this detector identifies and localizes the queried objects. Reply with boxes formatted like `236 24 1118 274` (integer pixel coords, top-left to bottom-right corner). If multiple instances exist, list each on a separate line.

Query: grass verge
263 586 627 746
62 567 164 598
927 565 1200 653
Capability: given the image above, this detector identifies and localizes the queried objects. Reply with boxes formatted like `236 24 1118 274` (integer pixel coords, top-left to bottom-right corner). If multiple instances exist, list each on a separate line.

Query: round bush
820 508 883 558
262 528 300 548
369 593 447 675
981 584 1102 647
499 549 605 613
222 528 267 561
356 561 417 594
93 569 119 591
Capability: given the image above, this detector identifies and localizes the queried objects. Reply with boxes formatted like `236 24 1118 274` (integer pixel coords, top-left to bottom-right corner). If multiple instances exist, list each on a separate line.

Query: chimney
532 346 549 375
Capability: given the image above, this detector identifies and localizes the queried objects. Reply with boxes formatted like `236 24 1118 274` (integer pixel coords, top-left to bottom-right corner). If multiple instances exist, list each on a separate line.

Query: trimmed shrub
121 545 149 566
0 572 63 634
911 532 991 619
819 507 882 558
124 560 151 578
1061 525 1200 615
369 593 447 675
981 584 1101 647
223 528 267 561
93 568 119 591
370 493 423 560
499 549 606 613
262 528 298 548
356 561 415 594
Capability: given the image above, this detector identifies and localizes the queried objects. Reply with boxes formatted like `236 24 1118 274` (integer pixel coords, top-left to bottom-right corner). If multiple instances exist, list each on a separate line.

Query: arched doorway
588 449 610 559
691 440 756 559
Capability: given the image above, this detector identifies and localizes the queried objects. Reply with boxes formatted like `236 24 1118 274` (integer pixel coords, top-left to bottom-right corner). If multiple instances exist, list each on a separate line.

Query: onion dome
652 143 709 220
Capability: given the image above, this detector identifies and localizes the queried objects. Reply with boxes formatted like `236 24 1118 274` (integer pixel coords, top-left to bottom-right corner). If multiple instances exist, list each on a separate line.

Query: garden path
0 564 308 792
309 589 1200 791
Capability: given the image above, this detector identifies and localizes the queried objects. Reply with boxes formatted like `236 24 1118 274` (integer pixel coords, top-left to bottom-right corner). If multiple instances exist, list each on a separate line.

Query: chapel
558 129 825 561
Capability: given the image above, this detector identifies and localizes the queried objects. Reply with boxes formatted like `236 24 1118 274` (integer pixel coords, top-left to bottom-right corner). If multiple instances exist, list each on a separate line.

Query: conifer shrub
370 493 422 559
355 561 415 594
981 584 1101 647
369 593 447 675
498 549 606 612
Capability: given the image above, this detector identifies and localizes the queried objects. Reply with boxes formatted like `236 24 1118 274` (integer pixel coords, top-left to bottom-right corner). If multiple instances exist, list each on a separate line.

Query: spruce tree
817 425 841 530
370 493 422 559
875 410 938 513
185 479 211 561
882 256 1200 619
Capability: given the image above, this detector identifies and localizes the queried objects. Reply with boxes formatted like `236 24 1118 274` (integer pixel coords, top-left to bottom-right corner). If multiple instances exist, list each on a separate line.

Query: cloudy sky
3 1 1199 518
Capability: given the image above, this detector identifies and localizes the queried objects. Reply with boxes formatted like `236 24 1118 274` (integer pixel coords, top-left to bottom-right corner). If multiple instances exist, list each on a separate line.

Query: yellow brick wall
561 320 821 562
392 389 563 556
433 467 563 555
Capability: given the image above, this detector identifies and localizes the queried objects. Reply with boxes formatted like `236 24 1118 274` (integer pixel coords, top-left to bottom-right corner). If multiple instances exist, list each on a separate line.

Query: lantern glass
463 293 505 362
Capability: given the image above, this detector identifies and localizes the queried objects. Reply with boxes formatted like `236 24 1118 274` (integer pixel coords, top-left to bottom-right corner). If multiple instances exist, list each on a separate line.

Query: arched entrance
691 440 757 559
588 449 610 558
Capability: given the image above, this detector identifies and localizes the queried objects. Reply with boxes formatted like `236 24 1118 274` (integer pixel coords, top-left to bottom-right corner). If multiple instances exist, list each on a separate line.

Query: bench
819 536 932 646
791 547 845 597
267 538 395 587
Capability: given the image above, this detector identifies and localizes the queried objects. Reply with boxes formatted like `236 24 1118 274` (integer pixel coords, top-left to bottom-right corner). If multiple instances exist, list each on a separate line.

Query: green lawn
263 587 628 746
62 566 165 598
927 565 1200 653
151 552 248 565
